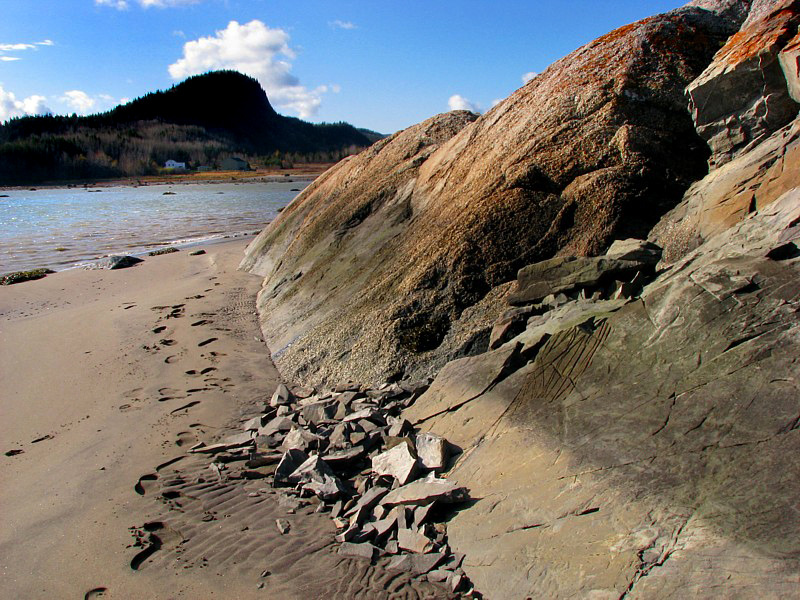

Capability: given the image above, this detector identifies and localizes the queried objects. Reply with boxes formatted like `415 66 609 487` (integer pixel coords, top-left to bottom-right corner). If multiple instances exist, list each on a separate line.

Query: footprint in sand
84 587 108 599
152 325 166 334
159 339 177 346
164 355 179 364
191 319 213 326
169 400 200 415
129 522 183 571
134 473 158 495
197 338 217 347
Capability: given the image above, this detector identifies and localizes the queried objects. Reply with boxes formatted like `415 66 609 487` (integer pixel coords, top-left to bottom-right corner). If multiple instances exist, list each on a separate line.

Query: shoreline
0 239 451 599
0 164 333 192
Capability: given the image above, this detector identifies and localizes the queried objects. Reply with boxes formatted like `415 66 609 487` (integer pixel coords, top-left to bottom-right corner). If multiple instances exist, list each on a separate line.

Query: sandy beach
0 240 441 599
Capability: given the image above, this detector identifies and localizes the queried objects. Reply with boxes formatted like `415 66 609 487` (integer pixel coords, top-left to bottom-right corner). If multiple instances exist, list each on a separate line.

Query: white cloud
168 20 327 118
140 0 201 7
0 85 51 122
0 39 54 61
96 0 200 8
95 0 129 8
58 90 121 115
448 94 481 113
61 90 96 113
522 71 538 84
330 20 357 30
0 43 36 52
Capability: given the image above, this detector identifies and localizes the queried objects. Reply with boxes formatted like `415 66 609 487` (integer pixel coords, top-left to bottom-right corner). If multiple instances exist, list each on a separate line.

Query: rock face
686 0 800 167
242 6 738 386
405 191 800 598
652 1 800 265
239 0 799 596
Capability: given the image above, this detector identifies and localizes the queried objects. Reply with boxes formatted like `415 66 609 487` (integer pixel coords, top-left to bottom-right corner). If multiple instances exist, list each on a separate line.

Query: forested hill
0 71 383 184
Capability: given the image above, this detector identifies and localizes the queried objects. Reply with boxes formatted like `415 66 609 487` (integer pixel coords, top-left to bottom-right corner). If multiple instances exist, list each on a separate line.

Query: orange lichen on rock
717 6 800 65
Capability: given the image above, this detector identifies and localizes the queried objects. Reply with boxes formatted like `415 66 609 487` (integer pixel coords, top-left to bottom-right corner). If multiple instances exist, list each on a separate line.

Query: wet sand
0 240 447 600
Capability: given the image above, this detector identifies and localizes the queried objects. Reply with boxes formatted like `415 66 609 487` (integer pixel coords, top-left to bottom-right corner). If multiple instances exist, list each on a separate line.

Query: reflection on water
0 180 310 273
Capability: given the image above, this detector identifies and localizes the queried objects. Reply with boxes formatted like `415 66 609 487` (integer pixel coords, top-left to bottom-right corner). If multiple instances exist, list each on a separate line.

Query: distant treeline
0 71 382 184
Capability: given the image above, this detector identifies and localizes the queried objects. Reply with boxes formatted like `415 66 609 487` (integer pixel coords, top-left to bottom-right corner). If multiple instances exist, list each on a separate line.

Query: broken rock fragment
371 442 419 485
397 528 434 553
273 449 309 485
381 475 468 507
338 542 378 560
269 383 293 407
415 432 448 471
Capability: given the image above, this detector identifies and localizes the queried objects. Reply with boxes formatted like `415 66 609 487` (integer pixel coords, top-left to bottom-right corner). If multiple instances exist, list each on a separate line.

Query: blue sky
1 0 687 134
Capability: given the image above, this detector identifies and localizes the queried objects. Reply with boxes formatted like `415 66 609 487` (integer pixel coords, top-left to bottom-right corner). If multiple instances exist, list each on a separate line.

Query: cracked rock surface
405 192 800 598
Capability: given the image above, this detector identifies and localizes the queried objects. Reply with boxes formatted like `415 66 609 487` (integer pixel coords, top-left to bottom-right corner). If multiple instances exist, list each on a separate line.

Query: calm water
0 179 311 274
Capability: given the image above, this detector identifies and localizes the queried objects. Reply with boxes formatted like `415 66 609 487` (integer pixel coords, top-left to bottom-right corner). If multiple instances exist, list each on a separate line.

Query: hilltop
0 71 381 184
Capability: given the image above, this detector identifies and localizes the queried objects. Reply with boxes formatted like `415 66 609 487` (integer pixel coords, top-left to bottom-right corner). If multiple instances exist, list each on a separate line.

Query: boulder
241 6 736 386
95 255 143 270
507 256 648 306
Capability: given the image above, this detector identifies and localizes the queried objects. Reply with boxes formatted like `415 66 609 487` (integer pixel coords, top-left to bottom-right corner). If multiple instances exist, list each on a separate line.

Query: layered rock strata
406 193 800 597
686 0 800 167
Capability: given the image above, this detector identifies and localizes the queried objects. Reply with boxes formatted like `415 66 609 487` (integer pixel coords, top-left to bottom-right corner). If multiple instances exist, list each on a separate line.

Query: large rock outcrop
653 0 800 264
686 0 800 167
405 190 800 598
243 5 740 386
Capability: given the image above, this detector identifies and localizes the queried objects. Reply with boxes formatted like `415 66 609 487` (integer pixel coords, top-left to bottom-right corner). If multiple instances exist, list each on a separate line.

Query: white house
165 160 186 169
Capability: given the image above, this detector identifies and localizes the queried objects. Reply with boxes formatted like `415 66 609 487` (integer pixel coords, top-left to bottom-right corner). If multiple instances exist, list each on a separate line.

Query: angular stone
508 256 651 306
384 540 399 555
415 432 448 471
387 417 412 438
269 383 292 407
381 476 468 507
346 485 390 525
604 239 662 264
281 427 322 453
343 407 384 424
272 449 308 485
334 381 360 393
426 569 451 585
242 415 264 431
300 401 338 425
372 442 419 485
291 385 315 399
245 452 282 468
397 528 433 553
386 554 413 572
288 455 346 500
275 518 291 535
323 446 365 469
410 552 447 575
338 542 377 560
258 416 294 438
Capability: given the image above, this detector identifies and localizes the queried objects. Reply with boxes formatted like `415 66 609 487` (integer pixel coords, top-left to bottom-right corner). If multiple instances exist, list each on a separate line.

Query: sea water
0 179 311 274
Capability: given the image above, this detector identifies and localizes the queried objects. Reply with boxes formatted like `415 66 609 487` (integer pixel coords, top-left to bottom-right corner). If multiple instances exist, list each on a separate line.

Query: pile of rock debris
188 379 476 596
